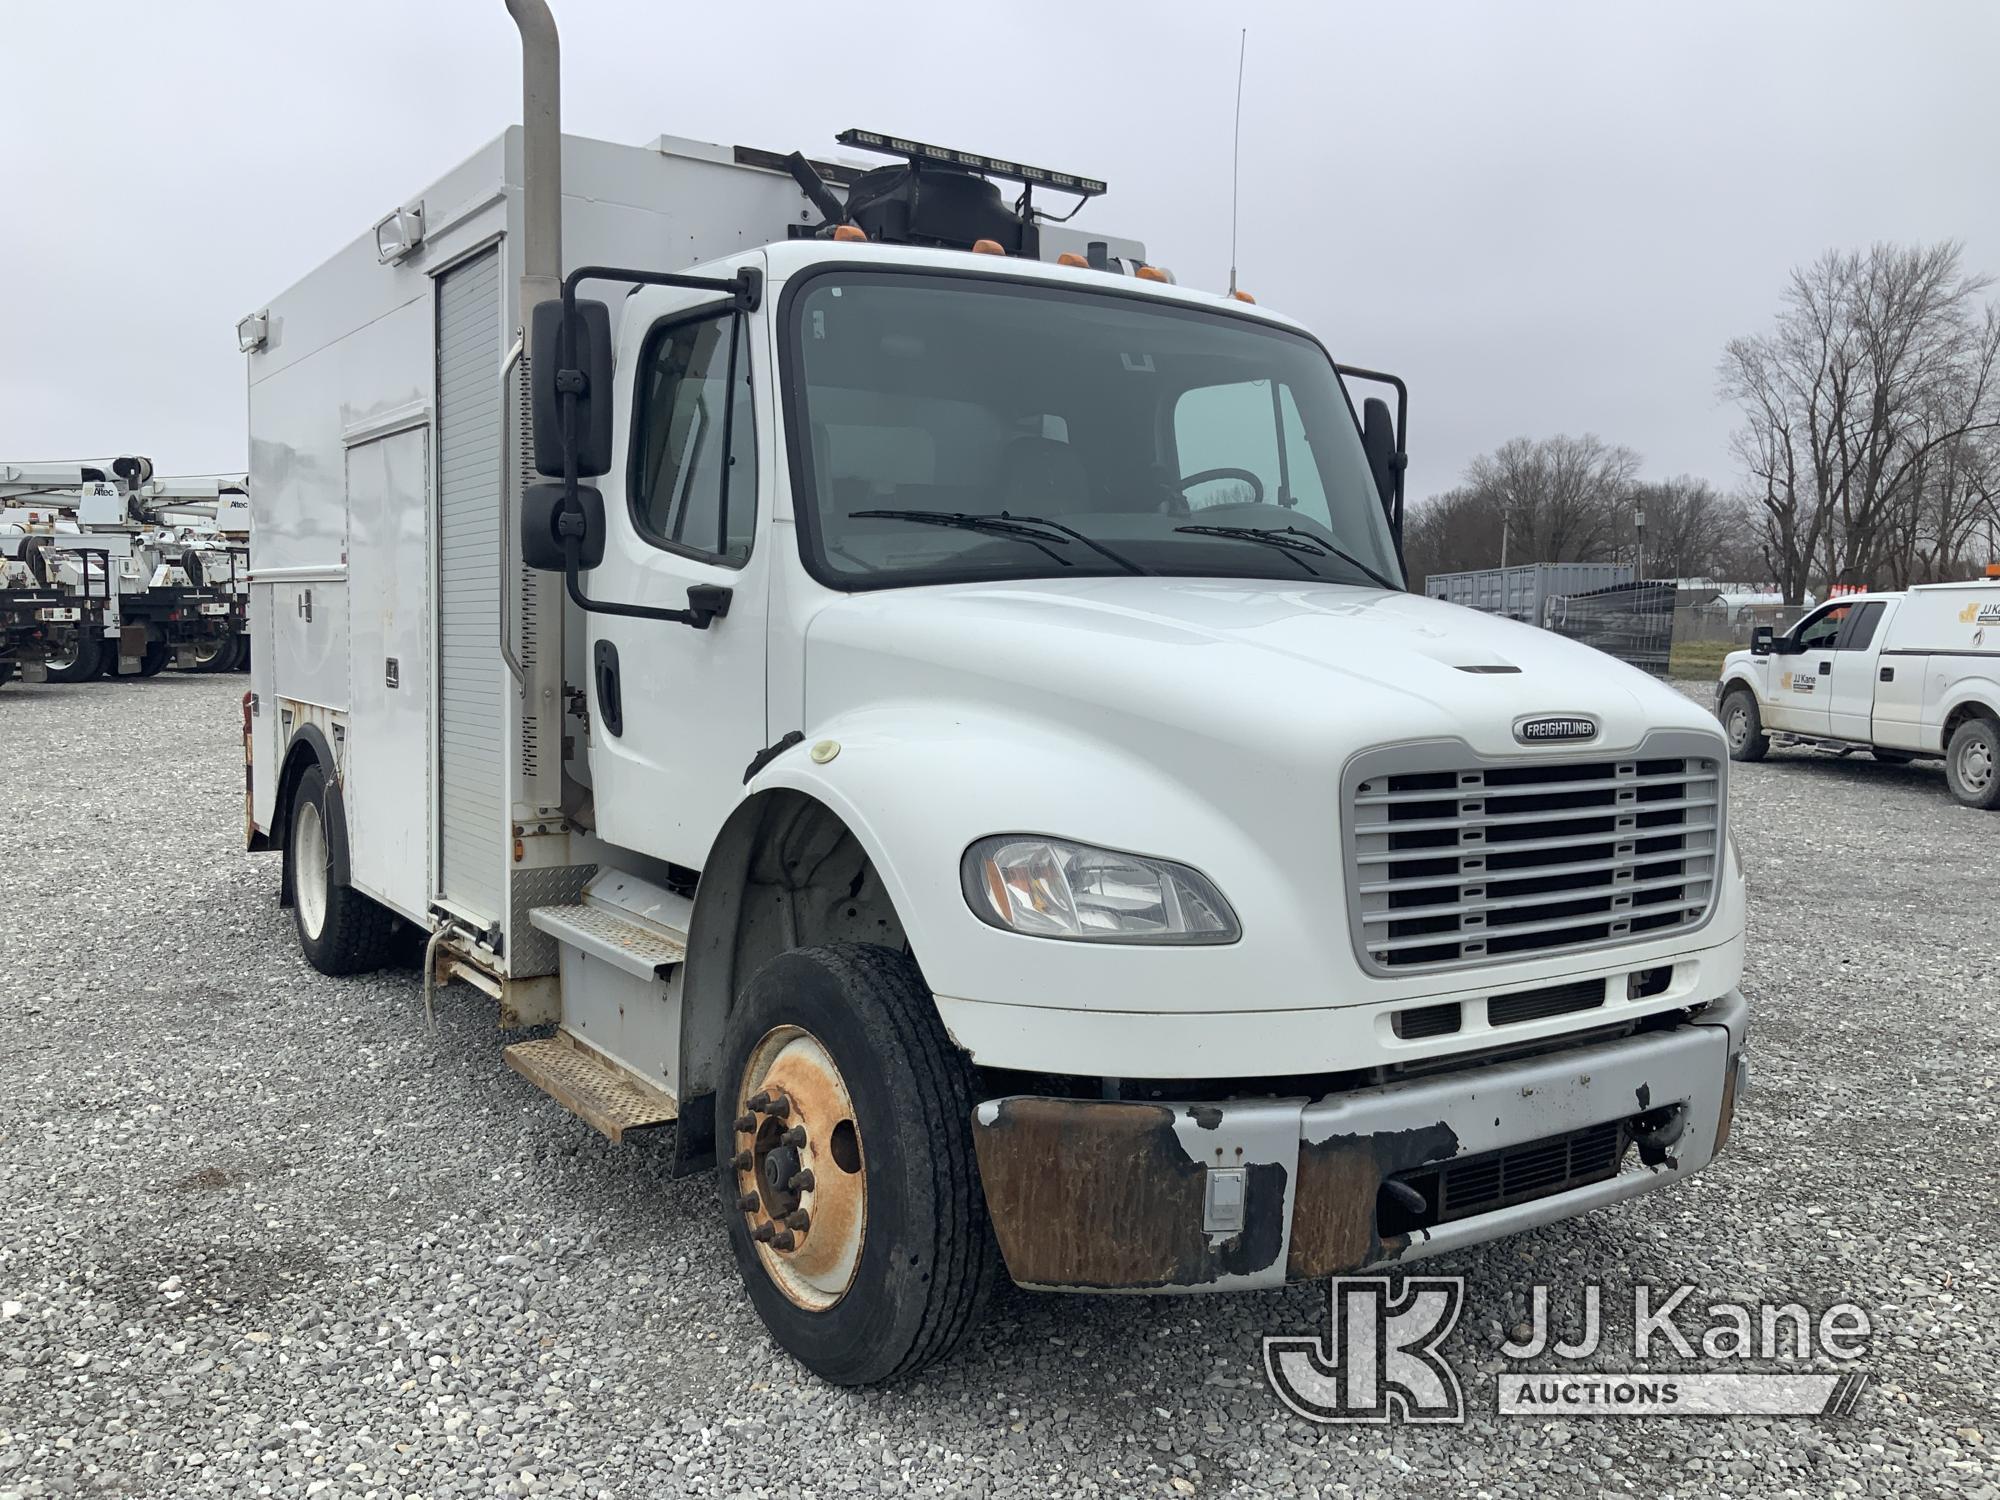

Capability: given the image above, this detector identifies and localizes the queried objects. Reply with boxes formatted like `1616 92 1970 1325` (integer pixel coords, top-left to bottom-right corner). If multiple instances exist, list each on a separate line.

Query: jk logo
1263 1277 1466 1424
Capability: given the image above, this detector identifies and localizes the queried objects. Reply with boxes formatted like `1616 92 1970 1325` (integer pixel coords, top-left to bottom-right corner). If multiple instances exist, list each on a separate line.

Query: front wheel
1720 688 1768 762
718 944 999 1385
1945 717 2000 809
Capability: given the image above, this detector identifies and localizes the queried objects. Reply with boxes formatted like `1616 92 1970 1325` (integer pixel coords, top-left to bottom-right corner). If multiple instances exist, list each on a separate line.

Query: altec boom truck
241 1 1750 1383
0 459 249 682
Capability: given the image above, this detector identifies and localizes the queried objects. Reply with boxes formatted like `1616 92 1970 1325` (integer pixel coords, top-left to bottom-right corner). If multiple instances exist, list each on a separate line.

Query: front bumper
970 989 1747 1292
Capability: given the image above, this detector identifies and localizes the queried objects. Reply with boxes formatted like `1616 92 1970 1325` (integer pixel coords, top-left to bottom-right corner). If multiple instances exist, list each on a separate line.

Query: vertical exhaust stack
505 0 562 316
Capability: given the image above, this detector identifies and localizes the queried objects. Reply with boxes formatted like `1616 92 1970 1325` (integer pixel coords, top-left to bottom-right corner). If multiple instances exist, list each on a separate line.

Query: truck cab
1721 593 1900 744
243 67 1749 1381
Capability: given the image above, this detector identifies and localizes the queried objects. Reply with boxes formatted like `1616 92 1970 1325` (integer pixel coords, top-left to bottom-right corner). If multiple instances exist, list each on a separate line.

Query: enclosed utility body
246 97 1747 1385
1719 579 2000 806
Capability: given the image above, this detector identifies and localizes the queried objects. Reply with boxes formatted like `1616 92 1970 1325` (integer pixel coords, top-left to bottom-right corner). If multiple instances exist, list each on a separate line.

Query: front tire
1945 717 2000 809
287 764 395 974
1720 688 1768 762
718 944 999 1385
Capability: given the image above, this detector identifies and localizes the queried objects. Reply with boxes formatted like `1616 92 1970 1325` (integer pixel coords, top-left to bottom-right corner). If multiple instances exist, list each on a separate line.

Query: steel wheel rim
1725 702 1750 749
191 638 222 666
295 800 330 939
43 634 79 672
1958 736 1994 793
732 1024 866 1311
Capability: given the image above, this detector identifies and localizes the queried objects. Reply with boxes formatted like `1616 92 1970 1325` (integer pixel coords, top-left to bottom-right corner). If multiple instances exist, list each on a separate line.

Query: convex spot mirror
531 298 614 478
521 482 605 572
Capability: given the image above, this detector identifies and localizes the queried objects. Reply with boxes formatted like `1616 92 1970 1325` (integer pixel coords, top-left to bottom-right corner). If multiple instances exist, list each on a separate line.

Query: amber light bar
835 129 1107 198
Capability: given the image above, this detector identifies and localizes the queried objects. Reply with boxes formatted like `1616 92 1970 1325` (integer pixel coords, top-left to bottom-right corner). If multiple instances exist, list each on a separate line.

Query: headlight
961 835 1239 944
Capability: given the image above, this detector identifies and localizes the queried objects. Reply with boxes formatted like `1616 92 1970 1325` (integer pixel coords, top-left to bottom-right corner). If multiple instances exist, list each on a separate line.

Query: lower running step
502 1030 679 1145
528 902 687 980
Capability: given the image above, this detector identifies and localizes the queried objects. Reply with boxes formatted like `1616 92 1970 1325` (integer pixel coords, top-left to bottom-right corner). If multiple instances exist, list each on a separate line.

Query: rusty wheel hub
732 1025 866 1310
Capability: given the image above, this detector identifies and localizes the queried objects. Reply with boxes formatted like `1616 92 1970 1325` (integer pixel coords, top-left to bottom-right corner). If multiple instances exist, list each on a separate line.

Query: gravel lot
1 673 1995 1499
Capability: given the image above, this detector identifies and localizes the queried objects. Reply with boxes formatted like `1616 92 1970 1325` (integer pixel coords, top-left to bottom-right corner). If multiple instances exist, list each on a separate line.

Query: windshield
785 271 1404 591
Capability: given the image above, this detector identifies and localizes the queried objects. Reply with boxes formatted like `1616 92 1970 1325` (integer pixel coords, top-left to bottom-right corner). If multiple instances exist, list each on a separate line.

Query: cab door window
1172 379 1329 519
630 312 756 565
1792 604 1850 653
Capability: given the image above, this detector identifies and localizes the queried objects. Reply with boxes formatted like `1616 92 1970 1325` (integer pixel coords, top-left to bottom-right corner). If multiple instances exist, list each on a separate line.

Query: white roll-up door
435 248 505 925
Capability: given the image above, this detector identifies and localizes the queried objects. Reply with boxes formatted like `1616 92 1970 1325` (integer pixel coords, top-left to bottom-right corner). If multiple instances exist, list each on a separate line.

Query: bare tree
1402 435 1646 588
1720 242 2000 601
1629 475 1748 579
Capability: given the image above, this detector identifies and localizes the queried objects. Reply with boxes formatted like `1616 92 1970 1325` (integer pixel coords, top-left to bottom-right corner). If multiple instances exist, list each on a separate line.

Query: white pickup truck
1717 580 2000 807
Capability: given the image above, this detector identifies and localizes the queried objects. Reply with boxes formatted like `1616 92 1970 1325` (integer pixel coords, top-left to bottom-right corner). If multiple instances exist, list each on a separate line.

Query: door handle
1818 659 1831 673
1880 665 1894 682
593 639 624 737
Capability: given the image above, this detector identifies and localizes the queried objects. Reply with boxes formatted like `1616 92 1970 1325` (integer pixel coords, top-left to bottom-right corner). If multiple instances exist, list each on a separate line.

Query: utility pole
1634 501 1646 583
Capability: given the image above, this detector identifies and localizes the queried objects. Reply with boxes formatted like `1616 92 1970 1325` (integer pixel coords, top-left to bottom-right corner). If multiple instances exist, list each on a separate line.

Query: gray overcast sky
4 0 1997 503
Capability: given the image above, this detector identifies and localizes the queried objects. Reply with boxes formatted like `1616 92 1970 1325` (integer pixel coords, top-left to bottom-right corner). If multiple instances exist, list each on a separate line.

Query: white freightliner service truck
239 1 1750 1383
1718 579 2000 807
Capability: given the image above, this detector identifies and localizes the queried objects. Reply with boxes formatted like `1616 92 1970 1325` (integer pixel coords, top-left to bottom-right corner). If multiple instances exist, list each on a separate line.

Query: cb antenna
1228 27 1247 296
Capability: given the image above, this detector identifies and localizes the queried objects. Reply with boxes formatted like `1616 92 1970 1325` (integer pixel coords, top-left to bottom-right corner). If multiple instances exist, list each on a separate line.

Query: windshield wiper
1173 523 1401 592
850 510 1151 576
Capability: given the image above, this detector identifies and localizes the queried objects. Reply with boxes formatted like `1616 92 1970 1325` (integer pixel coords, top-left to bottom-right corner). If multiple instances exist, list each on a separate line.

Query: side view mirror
530 298 614 478
520 481 604 571
1361 395 1399 515
1749 625 1774 656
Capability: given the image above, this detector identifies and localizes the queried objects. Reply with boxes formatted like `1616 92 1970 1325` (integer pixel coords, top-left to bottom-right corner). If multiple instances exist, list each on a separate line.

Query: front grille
1347 739 1721 973
1378 1120 1629 1235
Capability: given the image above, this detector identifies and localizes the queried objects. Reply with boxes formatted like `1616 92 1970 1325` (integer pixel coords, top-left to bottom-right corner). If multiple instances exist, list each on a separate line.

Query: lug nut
734 1112 757 1133
748 1089 773 1113
784 1209 810 1231
737 1192 759 1213
731 1149 752 1171
770 1229 797 1251
789 1169 815 1192
751 1221 776 1243
766 1092 791 1119
782 1125 807 1148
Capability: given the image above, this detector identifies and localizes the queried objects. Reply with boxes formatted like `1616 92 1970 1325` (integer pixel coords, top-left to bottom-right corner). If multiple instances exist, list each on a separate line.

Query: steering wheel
1176 467 1266 506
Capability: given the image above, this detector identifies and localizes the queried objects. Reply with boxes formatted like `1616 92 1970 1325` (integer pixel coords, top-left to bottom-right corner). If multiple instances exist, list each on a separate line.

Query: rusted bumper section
971 990 1748 1294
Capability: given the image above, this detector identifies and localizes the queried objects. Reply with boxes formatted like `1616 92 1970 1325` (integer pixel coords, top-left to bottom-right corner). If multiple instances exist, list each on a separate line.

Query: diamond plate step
502 1030 678 1145
528 902 687 981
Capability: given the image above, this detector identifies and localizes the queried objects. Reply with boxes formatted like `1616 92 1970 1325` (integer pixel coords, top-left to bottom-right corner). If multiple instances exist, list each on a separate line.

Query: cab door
1825 599 1891 741
586 263 770 869
1765 602 1850 735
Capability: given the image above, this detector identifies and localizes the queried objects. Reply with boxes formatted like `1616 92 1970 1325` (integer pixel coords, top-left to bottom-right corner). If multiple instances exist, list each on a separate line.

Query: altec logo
1515 715 1598 744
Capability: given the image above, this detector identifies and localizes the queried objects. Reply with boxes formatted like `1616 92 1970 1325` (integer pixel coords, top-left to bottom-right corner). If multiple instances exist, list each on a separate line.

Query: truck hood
804 576 1720 761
